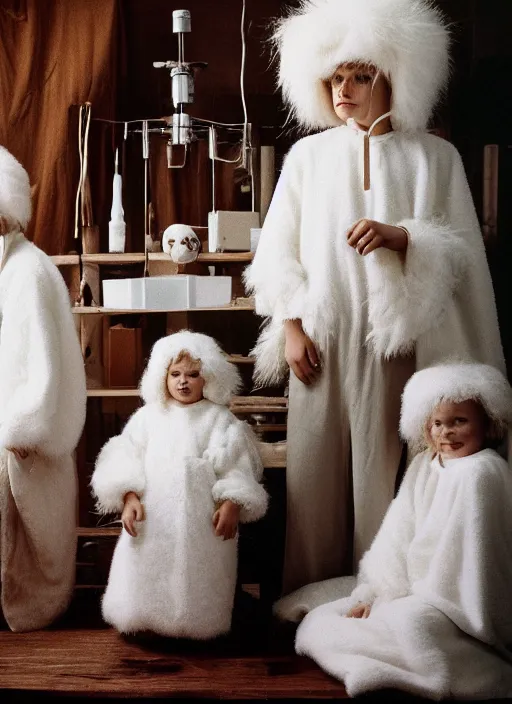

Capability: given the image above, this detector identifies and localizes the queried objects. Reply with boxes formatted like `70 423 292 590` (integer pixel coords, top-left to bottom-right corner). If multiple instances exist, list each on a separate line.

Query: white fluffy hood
0 146 31 230
275 0 450 132
400 363 512 448
140 331 242 407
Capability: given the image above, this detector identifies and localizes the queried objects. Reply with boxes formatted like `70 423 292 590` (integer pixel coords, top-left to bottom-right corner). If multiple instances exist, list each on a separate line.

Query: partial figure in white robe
275 363 512 700
0 146 87 631
91 331 268 639
244 0 505 594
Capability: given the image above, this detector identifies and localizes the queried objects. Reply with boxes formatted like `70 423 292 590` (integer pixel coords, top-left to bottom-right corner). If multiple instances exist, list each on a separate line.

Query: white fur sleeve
244 143 306 321
244 145 308 387
365 149 482 359
209 419 268 523
90 408 148 514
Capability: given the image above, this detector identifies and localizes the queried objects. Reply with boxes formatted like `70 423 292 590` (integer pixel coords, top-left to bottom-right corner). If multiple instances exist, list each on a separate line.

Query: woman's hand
347 219 408 256
213 500 241 540
284 319 321 386
346 602 372 619
121 491 145 537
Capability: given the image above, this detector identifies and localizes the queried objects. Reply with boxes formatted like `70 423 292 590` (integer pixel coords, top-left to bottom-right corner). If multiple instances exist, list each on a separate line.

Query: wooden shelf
51 254 80 266
77 527 120 538
86 391 288 414
81 252 254 265
231 396 288 414
73 302 255 314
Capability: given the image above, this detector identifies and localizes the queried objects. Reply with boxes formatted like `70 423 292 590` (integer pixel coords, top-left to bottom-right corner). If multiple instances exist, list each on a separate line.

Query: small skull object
162 224 201 264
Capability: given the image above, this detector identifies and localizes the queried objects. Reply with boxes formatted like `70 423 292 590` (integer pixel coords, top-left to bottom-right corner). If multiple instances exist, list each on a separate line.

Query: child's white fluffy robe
276 449 512 700
0 232 87 632
91 399 268 639
245 126 504 385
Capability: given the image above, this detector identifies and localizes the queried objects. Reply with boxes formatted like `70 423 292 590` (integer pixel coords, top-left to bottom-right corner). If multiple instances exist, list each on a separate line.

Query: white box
102 275 232 310
208 210 260 252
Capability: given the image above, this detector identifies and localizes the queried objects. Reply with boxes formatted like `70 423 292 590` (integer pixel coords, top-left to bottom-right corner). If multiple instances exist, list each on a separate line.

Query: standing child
275 363 512 699
91 331 268 638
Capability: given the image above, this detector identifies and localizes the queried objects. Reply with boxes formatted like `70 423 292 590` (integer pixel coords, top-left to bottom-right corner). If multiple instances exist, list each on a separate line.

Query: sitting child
91 331 268 639
275 363 512 700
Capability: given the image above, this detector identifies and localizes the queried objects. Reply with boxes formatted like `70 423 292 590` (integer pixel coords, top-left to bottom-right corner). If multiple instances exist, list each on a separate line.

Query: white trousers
283 335 414 595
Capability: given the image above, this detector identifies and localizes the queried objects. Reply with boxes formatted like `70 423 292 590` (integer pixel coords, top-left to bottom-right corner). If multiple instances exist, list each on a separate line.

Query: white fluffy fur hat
0 146 31 230
400 363 512 449
275 0 450 132
140 330 242 407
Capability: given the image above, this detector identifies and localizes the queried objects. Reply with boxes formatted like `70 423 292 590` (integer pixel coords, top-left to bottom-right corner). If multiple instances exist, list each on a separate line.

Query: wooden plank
51 254 80 266
258 441 287 468
73 303 255 314
0 627 348 698
77 527 120 538
85 390 287 413
251 424 288 433
81 252 254 265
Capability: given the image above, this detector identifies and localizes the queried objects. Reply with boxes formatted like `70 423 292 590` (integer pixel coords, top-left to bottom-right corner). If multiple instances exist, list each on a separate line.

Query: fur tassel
400 363 512 450
274 0 450 133
365 219 471 359
251 319 288 388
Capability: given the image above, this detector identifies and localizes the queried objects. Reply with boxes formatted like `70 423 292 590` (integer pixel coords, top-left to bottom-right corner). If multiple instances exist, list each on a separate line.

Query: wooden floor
0 590 350 700
1 592 502 702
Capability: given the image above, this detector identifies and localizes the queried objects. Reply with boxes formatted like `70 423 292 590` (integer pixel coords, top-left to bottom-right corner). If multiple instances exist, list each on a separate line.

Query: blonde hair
170 350 202 368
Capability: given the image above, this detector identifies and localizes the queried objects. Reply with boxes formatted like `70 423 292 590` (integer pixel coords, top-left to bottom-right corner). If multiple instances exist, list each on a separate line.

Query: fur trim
212 476 268 523
91 434 146 514
400 363 512 450
275 0 450 132
365 219 471 358
0 146 31 229
140 331 241 407
251 318 288 388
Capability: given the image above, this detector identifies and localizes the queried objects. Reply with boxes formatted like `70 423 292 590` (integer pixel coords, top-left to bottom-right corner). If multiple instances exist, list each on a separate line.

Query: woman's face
330 63 391 129
428 400 487 460
166 357 205 404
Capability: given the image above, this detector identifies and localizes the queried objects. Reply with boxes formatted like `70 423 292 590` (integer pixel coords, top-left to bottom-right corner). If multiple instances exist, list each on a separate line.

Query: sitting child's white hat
400 363 512 450
140 331 242 407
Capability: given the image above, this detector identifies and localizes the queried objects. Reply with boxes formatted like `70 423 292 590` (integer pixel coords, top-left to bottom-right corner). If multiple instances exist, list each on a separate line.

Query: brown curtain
0 0 120 254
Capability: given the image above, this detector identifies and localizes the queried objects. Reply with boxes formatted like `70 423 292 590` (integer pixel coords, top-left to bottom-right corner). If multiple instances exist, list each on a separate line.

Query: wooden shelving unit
55 248 286 593
81 252 254 265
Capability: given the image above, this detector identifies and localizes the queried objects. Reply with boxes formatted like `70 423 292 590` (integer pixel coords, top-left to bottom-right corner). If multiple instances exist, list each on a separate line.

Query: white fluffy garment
274 0 450 132
0 146 31 230
140 330 241 407
400 363 512 450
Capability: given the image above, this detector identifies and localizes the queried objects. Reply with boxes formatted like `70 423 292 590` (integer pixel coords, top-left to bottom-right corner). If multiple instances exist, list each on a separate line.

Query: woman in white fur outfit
275 363 512 700
91 331 268 639
0 146 86 632
245 0 505 594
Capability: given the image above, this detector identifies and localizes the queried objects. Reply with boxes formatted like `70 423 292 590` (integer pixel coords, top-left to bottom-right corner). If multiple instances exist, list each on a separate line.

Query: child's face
167 358 205 405
330 62 391 128
428 400 486 460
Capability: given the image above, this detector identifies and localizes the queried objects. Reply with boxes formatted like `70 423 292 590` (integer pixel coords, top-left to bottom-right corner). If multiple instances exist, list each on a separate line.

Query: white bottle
108 149 126 253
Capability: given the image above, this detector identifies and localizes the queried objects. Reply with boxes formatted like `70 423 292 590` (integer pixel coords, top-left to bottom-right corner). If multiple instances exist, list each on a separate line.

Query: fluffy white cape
274 0 449 132
245 127 504 386
276 449 512 699
91 399 267 638
0 231 86 631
